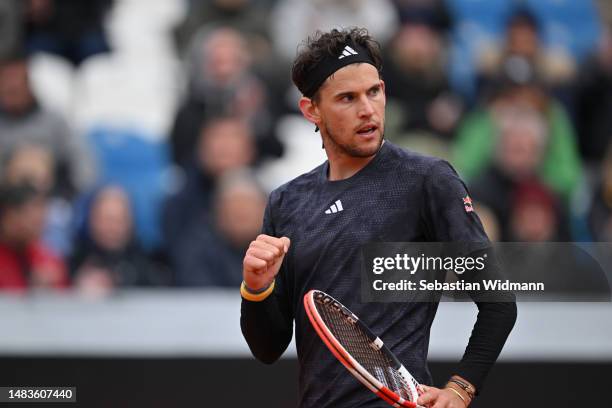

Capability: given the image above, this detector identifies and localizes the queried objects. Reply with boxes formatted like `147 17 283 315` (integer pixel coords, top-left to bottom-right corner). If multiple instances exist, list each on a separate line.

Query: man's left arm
419 298 516 407
419 159 517 406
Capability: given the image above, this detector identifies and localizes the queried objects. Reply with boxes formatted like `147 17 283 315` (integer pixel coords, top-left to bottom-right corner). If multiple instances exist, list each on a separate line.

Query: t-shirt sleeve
422 159 489 246
240 192 294 364
422 160 516 392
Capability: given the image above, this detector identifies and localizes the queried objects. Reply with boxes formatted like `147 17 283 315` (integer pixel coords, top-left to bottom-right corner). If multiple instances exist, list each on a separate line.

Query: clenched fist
243 234 291 291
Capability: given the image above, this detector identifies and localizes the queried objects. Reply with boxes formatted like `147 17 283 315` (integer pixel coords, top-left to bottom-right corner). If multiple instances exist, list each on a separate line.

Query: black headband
302 40 377 98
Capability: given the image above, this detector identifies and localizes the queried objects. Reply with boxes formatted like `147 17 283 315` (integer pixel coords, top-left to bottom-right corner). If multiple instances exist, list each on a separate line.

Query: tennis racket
304 289 426 408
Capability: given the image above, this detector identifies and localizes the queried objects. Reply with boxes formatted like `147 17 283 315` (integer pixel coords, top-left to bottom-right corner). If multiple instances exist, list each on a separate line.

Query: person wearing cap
240 28 516 407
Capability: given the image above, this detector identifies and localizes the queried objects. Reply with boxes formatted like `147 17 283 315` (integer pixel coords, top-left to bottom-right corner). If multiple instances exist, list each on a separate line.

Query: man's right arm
240 225 294 364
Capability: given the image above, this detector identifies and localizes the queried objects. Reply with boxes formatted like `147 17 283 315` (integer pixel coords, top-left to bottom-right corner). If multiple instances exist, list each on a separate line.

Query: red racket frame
304 289 423 408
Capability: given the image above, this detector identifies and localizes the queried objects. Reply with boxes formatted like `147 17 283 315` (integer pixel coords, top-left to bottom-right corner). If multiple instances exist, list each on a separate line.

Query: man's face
203 28 249 85
0 197 47 247
89 187 133 252
497 122 544 179
215 185 266 248
507 22 539 58
0 61 33 114
511 202 555 242
314 63 385 158
197 119 254 178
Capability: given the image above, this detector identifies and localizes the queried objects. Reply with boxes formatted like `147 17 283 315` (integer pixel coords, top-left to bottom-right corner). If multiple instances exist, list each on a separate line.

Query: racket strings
318 303 411 400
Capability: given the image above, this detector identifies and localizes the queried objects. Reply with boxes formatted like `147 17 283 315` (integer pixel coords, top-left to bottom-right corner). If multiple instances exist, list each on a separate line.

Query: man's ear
298 96 321 128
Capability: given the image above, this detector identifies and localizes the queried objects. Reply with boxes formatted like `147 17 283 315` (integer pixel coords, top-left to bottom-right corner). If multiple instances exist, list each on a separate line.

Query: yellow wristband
240 280 275 302
446 387 468 406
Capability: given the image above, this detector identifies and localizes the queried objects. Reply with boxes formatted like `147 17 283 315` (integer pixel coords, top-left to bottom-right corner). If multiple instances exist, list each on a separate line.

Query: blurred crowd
0 0 611 293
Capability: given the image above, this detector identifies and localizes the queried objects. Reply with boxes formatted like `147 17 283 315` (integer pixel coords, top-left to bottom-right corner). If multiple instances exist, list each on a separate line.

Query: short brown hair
291 27 383 99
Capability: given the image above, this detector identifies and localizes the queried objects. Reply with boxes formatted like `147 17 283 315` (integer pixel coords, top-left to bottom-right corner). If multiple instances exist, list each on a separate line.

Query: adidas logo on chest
325 200 344 214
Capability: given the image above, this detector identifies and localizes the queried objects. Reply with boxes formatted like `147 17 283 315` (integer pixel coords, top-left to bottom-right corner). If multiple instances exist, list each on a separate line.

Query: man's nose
358 95 375 118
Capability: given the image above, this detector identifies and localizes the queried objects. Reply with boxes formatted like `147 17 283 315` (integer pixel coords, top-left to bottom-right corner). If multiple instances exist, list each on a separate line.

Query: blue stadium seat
524 0 601 60
447 0 514 37
446 0 515 101
448 39 478 101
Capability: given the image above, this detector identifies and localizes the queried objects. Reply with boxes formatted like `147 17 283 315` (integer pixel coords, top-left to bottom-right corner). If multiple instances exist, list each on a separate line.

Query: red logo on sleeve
463 196 474 213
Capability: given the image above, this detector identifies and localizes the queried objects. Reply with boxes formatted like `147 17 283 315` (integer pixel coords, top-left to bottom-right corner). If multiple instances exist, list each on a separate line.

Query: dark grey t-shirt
242 141 490 407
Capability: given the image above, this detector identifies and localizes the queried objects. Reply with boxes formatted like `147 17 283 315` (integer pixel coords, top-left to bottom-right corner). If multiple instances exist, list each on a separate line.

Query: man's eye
341 95 353 102
369 88 379 96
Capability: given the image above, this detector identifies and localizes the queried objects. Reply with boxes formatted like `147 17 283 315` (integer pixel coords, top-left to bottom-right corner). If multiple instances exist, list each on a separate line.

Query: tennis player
240 28 516 408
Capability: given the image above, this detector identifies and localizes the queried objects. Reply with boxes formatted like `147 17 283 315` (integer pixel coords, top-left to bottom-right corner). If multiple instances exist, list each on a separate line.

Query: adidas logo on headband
301 41 375 97
338 45 358 59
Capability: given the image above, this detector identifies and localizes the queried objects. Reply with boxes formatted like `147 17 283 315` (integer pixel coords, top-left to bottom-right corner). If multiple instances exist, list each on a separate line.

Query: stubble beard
323 123 384 158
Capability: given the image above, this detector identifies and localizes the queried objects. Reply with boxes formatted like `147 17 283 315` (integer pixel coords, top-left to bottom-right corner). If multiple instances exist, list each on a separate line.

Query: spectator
174 1 292 127
0 53 93 198
477 7 576 105
574 25 612 165
171 170 267 287
469 107 570 240
453 62 582 201
170 27 281 168
163 116 256 250
2 144 54 193
503 179 609 300
382 10 462 142
70 185 169 296
173 0 272 60
23 0 112 66
508 180 565 242
1 144 73 256
0 182 68 291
